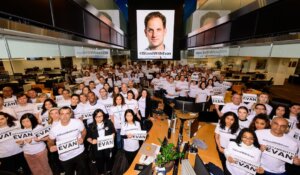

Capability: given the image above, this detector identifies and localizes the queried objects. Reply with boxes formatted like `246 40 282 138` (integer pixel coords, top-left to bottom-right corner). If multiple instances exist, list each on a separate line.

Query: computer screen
194 154 210 175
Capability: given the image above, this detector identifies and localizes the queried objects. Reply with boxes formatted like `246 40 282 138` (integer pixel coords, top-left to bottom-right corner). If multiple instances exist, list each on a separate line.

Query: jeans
116 129 123 149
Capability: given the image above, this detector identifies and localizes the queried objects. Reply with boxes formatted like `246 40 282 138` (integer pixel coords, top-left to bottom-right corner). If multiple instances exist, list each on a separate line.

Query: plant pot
164 161 175 172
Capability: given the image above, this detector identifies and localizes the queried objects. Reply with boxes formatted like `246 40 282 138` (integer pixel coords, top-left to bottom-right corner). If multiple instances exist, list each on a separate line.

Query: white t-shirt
22 125 46 155
121 121 141 152
221 103 247 116
0 122 22 158
39 110 49 126
70 105 83 119
215 123 239 148
125 99 139 113
0 106 17 119
138 97 146 118
188 84 198 98
239 119 251 130
110 105 128 129
225 141 261 175
195 88 210 103
14 103 36 120
175 81 189 97
34 103 43 114
98 97 114 114
97 122 105 138
82 102 107 125
49 119 85 161
288 127 300 157
151 78 160 91
165 82 178 99
57 99 71 108
3 96 17 108
256 129 298 173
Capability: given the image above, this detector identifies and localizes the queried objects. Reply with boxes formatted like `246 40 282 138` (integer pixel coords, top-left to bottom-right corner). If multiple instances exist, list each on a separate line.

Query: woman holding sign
121 109 142 165
19 113 52 175
87 109 115 175
0 112 31 174
224 128 264 175
39 99 57 126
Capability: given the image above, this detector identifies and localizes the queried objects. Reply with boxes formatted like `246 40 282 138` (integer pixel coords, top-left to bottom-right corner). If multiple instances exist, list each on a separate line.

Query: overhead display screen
136 10 174 59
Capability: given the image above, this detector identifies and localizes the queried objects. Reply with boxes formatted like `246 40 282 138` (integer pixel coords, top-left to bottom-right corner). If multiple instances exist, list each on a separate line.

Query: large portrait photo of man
137 10 174 59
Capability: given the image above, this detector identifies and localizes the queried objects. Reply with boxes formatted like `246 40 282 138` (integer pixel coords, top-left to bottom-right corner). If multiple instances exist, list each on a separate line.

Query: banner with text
57 138 79 155
212 95 225 105
12 129 33 141
242 93 257 103
131 130 147 141
97 134 114 150
75 47 110 59
33 125 51 139
194 47 229 58
0 126 20 142
263 139 296 164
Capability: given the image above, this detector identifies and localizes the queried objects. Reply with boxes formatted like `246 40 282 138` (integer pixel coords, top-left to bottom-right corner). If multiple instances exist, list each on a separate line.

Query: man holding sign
48 106 88 175
256 117 298 175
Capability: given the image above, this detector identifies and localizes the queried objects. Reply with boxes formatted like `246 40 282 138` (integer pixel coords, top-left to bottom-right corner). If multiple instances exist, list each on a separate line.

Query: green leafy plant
156 139 184 167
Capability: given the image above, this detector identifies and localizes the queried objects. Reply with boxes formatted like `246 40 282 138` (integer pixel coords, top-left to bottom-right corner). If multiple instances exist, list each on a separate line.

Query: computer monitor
175 100 197 113
138 163 153 175
194 154 210 175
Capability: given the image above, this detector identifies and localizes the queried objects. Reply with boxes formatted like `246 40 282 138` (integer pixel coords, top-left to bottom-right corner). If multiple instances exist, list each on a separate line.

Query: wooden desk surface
124 115 221 175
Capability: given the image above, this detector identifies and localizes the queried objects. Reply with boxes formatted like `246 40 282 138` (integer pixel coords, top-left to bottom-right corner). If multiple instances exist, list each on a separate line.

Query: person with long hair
286 114 300 175
195 81 210 112
224 128 264 175
87 109 115 174
121 109 141 165
137 89 153 123
249 114 271 131
215 112 240 174
112 86 120 99
39 99 57 125
0 112 31 174
125 90 140 118
110 94 128 149
19 113 52 175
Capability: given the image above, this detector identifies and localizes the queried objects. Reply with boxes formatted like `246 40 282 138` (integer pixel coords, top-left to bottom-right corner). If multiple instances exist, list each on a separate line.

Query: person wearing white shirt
121 109 142 165
17 113 52 175
287 114 300 175
128 80 139 99
26 89 38 103
2 86 18 108
249 93 273 116
0 94 16 118
48 107 88 175
289 103 300 124
165 77 178 103
89 81 100 98
195 82 211 112
83 92 108 125
151 73 161 96
69 94 83 120
215 112 240 174
224 128 264 175
14 94 36 120
247 103 267 122
38 99 57 125
125 91 139 116
74 83 85 95
215 93 247 117
120 83 128 99
109 94 128 149
56 89 71 108
98 88 114 114
237 106 251 130
175 75 189 100
0 112 30 174
188 80 198 102
256 117 298 175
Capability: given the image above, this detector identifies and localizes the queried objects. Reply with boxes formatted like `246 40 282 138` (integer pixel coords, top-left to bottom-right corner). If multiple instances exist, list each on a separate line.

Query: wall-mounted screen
136 10 174 59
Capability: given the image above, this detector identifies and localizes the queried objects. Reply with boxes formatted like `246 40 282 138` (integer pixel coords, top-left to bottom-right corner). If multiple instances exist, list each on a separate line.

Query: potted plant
155 141 184 172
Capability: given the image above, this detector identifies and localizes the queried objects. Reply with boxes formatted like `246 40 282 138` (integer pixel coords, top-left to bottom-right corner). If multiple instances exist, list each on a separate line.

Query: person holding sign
215 112 240 175
2 86 17 108
87 109 115 175
38 99 57 126
237 106 251 130
18 113 52 175
215 93 246 117
256 117 298 175
0 112 31 175
121 109 142 165
48 106 88 175
0 94 16 119
225 128 264 175
287 114 300 175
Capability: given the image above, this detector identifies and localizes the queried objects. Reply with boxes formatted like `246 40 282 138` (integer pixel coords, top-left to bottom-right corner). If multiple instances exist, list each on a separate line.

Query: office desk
124 115 221 175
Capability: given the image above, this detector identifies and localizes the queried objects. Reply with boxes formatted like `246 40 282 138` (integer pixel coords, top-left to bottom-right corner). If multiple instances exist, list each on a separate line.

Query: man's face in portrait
144 17 167 50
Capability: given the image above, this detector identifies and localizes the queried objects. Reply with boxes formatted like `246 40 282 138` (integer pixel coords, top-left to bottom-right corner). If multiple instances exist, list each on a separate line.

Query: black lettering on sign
34 126 51 139
265 145 294 163
13 130 33 140
57 139 79 154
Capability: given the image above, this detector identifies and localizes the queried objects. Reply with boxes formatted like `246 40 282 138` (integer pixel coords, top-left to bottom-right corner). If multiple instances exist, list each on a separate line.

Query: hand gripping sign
97 134 114 151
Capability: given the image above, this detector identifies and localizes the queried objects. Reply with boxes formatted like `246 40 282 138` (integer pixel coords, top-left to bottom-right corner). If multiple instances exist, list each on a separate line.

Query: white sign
264 142 296 164
12 129 33 141
212 95 225 105
35 103 43 112
0 126 19 142
242 94 257 103
57 138 79 155
75 47 110 58
233 156 259 175
213 87 224 95
131 130 147 141
194 47 229 58
82 112 93 120
3 98 17 108
33 125 51 139
97 134 114 150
